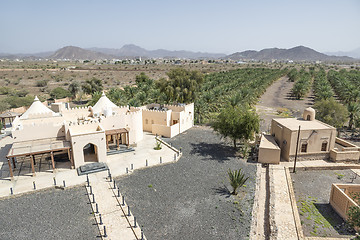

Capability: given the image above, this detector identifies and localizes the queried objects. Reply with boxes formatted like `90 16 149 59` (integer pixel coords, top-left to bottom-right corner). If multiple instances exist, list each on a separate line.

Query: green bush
3 95 34 108
35 80 49 87
314 98 349 129
50 87 71 99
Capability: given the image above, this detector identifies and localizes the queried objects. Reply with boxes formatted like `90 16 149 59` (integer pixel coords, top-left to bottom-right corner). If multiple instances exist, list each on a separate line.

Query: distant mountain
0 51 54 60
49 46 114 60
89 44 226 59
226 46 356 62
325 47 360 59
2 45 358 61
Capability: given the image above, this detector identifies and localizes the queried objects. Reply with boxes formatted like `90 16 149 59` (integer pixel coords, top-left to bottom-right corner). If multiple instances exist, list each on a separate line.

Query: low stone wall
330 184 360 220
330 138 360 163
288 153 329 162
151 123 179 138
330 149 360 163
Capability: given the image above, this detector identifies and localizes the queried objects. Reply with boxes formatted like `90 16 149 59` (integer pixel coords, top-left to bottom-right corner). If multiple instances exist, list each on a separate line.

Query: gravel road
0 186 99 240
116 126 257 240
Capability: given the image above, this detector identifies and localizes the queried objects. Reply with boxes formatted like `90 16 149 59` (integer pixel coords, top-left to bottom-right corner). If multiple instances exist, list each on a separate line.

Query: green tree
0 100 10 112
82 78 103 95
50 87 71 99
228 168 249 195
3 95 34 108
68 81 80 98
314 98 348 129
212 105 260 148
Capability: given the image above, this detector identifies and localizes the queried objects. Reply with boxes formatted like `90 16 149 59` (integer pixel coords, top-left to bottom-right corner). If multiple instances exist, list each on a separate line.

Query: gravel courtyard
116 126 257 240
0 186 99 240
291 169 360 238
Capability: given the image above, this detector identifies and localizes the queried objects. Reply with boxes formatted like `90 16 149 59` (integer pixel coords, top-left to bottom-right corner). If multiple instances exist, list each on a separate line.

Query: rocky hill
90 44 226 59
226 46 356 62
325 47 360 59
49 46 113 60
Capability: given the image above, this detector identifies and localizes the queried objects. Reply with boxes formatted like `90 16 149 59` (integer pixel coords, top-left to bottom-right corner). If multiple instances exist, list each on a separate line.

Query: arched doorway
83 143 98 162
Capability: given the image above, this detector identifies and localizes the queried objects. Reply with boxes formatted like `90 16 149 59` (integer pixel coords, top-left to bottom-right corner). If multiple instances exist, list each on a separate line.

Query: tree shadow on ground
285 92 295 100
189 142 236 162
213 186 232 198
314 203 356 236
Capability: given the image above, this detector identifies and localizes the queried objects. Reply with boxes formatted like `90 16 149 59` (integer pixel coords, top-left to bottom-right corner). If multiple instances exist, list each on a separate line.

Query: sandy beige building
259 107 360 163
6 93 194 177
141 103 194 138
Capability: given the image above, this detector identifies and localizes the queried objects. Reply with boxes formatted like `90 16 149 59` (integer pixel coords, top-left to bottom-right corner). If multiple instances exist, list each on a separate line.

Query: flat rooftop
260 134 280 149
68 124 103 135
273 118 335 131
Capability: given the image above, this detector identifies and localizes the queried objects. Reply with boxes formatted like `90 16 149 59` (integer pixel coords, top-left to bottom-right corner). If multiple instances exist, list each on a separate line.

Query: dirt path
256 76 314 132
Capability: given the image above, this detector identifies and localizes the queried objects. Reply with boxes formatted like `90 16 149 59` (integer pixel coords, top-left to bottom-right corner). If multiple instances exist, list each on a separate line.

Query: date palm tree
348 102 360 129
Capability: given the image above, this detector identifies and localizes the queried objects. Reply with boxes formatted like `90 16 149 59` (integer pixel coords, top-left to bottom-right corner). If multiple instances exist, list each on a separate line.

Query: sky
1 0 359 54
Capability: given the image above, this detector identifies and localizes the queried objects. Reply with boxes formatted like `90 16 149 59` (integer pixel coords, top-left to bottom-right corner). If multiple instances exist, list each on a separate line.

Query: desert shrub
13 78 22 85
0 87 11 95
0 100 10 112
13 89 29 97
228 168 249 195
50 87 71 99
3 95 34 108
35 80 49 87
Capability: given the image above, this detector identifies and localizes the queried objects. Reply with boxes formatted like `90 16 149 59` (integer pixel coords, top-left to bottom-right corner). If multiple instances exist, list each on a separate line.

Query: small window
321 142 327 151
301 143 308 153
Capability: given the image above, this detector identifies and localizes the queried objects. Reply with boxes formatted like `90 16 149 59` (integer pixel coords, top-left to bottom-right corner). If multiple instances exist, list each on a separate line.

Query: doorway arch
83 143 98 162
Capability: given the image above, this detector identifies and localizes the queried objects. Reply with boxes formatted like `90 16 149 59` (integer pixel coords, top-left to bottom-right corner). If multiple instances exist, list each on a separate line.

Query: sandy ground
256 76 314 132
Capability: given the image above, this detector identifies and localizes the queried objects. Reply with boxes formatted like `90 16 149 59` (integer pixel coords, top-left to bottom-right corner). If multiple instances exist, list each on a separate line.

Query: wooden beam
116 134 120 150
30 155 36 176
127 132 129 146
68 149 74 169
50 152 56 170
12 157 16 169
7 159 14 178
106 135 109 150
7 146 71 158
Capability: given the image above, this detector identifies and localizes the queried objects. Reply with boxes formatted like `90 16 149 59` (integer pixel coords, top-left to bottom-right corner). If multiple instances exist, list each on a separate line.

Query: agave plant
228 168 249 195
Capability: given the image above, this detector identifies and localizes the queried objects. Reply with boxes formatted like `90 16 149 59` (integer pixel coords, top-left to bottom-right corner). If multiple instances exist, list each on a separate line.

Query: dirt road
256 76 314 132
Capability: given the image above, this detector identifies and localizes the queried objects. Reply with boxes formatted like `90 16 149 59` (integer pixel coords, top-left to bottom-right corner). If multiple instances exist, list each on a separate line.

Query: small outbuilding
271 107 336 161
258 134 281 164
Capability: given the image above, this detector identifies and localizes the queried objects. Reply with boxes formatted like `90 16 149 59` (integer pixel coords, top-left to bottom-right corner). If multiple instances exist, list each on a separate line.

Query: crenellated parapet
142 108 171 113
62 106 91 113
26 112 57 119
67 119 99 126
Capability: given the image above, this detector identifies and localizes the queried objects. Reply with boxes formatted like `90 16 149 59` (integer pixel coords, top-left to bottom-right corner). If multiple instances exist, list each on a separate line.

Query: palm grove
80 68 285 149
